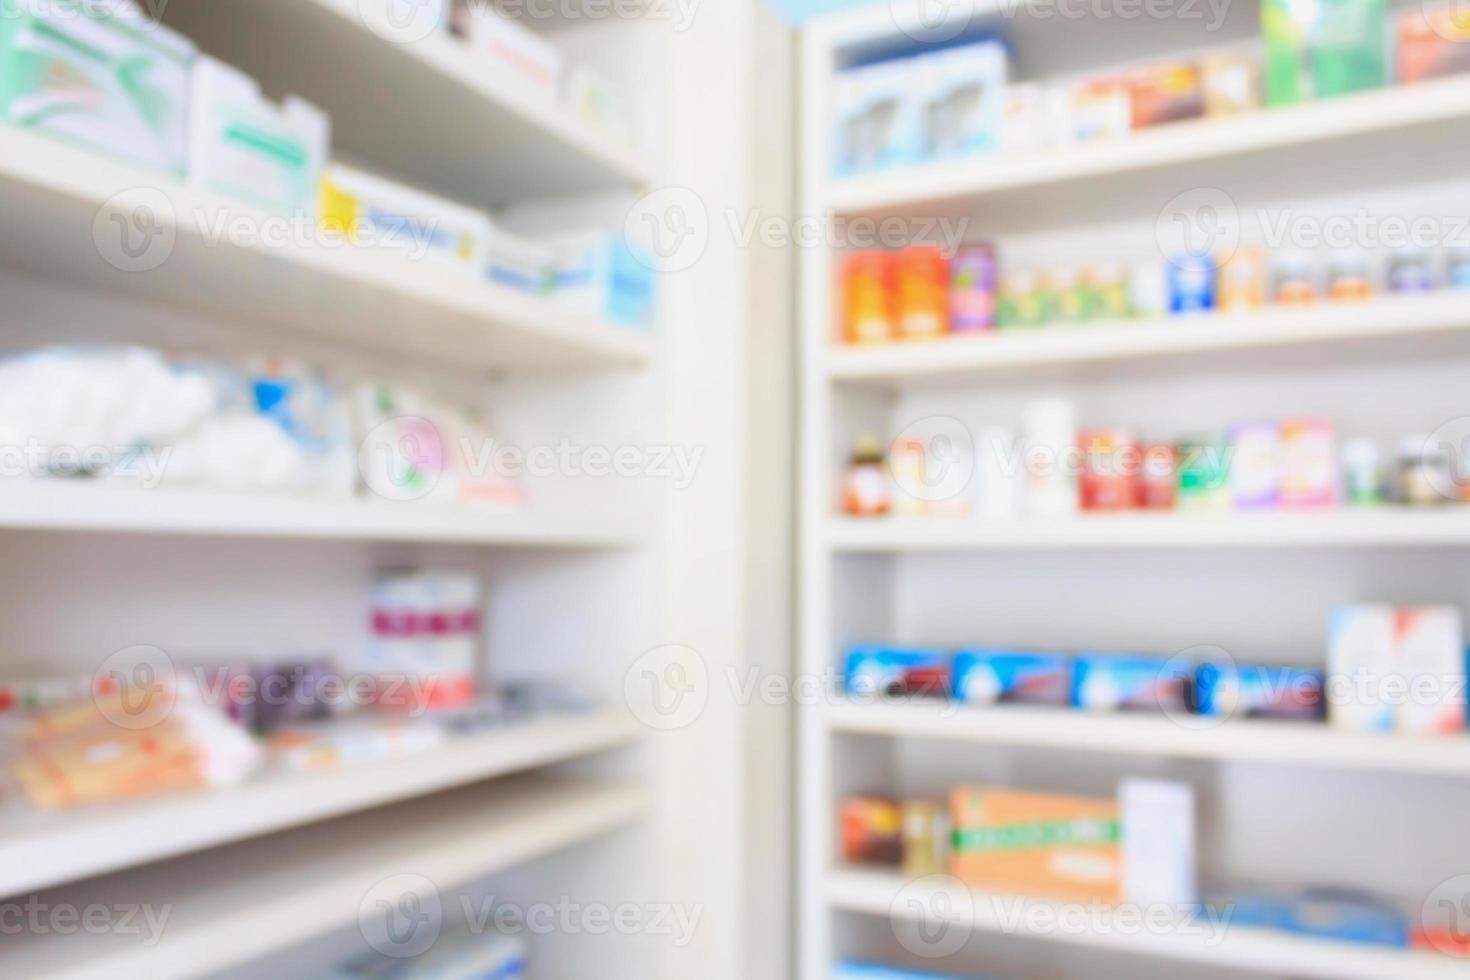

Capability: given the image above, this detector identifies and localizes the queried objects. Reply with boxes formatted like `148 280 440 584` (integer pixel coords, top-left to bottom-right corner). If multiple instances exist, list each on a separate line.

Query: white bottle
976 426 1020 521
1024 398 1079 518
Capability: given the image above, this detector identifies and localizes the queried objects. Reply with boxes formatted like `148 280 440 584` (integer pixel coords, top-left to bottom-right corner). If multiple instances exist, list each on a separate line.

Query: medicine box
1327 604 1397 732
1398 6 1470 83
843 646 949 699
997 83 1046 155
953 650 1071 707
1286 888 1410 947
339 926 526 978
1126 60 1205 129
831 57 924 176
0 0 194 174
1073 655 1192 713
835 965 983 980
1396 605 1466 735
486 227 555 295
319 164 493 272
1195 663 1324 720
454 4 562 101
1121 779 1196 907
189 55 329 216
917 41 1008 160
950 785 1123 903
1262 0 1388 105
1052 76 1131 145
550 230 657 328
564 64 632 144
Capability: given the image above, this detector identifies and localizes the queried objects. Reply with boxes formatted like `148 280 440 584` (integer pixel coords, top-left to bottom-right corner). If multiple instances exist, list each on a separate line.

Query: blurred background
0 1 1468 979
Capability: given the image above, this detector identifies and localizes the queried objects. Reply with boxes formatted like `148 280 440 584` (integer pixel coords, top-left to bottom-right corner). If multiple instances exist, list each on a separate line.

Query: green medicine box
0 0 194 175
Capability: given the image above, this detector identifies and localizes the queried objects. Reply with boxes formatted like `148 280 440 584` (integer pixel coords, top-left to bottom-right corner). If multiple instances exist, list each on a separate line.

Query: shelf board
0 711 642 897
0 482 646 548
163 0 652 207
0 126 654 373
826 511 1470 552
7 777 646 980
829 75 1470 217
827 868 1464 980
826 701 1470 778
826 292 1470 387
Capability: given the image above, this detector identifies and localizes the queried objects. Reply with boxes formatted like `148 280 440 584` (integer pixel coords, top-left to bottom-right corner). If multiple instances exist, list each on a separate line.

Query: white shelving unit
164 0 654 207
0 482 647 549
799 3 1470 979
0 127 654 373
4 777 648 980
828 73 1470 217
827 869 1468 980
825 511 1470 552
0 711 642 897
0 4 686 979
825 701 1470 778
825 292 1470 386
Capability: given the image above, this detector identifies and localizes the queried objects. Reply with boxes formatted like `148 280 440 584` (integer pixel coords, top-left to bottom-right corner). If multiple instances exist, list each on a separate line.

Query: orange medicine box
950 786 1123 904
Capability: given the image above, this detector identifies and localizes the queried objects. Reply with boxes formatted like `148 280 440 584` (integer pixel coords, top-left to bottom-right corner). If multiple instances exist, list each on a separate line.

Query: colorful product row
843 781 1196 907
845 610 1469 734
841 243 1470 344
843 783 1445 954
842 409 1470 520
3 673 597 810
844 646 1325 720
830 2 1468 180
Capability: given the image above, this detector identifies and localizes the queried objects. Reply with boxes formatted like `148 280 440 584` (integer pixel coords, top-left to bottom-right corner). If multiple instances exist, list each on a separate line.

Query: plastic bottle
1024 398 1079 517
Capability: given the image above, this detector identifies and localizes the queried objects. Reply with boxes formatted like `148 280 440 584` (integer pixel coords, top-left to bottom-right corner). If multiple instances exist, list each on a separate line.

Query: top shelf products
827 2 1470 190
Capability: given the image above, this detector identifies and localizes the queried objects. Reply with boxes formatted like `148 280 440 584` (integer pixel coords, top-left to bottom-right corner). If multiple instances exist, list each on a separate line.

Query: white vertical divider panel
648 4 756 980
742 4 800 978
798 15 839 980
